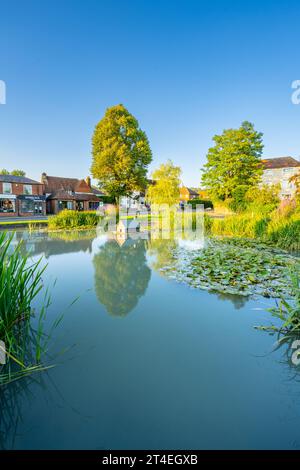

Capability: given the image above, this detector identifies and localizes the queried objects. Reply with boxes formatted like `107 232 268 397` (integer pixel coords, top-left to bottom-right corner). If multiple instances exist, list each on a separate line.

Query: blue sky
0 0 300 186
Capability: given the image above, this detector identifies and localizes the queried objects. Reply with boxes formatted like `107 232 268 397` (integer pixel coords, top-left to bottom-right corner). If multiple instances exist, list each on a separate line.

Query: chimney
41 172 47 184
86 176 91 188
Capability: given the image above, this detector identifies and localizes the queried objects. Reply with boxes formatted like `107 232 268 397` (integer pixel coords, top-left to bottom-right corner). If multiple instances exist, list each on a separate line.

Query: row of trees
91 105 299 210
1 169 26 176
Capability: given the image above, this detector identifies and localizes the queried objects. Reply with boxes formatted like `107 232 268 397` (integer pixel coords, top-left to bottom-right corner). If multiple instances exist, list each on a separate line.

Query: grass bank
204 210 300 251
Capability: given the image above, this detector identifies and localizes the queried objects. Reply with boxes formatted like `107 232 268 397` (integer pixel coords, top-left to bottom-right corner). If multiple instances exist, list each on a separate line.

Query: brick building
0 175 46 217
41 173 101 214
180 187 199 202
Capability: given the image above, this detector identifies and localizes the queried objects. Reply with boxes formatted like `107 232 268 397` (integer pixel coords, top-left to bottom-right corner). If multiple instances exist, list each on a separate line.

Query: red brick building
41 173 102 214
0 175 46 217
180 187 199 202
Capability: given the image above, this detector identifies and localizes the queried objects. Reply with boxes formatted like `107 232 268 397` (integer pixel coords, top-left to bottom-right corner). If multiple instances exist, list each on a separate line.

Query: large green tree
201 121 263 201
147 160 181 206
91 104 152 212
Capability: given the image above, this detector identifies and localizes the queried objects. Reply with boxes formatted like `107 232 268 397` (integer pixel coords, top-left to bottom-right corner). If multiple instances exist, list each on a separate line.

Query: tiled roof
91 186 105 196
0 174 42 184
261 157 300 169
46 190 99 202
42 175 92 193
181 187 199 196
42 174 100 201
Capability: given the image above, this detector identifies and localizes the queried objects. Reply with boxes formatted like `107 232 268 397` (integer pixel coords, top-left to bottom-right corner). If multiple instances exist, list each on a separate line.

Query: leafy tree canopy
147 160 182 206
91 104 152 202
201 121 264 201
0 169 26 176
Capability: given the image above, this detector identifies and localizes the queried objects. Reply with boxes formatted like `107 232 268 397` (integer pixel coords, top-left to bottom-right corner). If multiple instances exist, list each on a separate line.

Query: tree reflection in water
93 238 151 317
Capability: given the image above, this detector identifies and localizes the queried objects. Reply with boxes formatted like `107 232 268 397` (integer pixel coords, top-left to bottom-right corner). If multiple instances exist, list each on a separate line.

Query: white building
261 157 300 199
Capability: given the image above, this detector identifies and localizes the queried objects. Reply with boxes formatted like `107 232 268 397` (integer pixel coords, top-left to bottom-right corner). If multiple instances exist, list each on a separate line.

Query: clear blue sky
0 0 300 186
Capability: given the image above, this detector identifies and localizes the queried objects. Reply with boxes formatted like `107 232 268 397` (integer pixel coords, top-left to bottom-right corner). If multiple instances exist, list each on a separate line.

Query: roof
46 190 99 202
42 175 92 193
0 174 42 185
42 174 100 201
181 186 199 196
91 186 106 196
261 157 300 169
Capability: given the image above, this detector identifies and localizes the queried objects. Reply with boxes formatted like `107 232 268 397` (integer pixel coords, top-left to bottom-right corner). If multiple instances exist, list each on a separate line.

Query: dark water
1 230 300 450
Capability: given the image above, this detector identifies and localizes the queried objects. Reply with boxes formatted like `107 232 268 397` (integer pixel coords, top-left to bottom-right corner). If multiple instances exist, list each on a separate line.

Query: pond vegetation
157 237 299 299
0 232 71 386
47 210 100 230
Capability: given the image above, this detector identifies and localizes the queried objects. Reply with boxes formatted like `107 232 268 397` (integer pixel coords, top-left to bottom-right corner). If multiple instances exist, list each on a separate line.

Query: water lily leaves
160 237 299 299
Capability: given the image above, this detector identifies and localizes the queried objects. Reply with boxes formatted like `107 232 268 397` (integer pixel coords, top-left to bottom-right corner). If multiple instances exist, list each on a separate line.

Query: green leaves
201 121 263 202
91 104 152 199
159 237 299 299
147 160 182 206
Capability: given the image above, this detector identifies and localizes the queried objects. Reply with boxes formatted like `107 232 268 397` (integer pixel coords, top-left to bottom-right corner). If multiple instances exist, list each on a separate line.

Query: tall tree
201 121 264 201
91 104 152 218
147 160 181 206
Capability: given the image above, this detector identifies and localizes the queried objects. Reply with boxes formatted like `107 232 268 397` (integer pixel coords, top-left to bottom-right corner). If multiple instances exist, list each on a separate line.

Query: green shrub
48 210 101 230
245 184 280 215
187 198 213 210
267 215 300 251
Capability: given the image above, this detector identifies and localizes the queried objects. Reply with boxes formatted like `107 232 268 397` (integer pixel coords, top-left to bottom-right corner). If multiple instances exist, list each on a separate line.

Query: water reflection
14 230 94 258
147 238 177 273
12 229 252 312
214 292 249 310
0 373 46 449
93 238 151 317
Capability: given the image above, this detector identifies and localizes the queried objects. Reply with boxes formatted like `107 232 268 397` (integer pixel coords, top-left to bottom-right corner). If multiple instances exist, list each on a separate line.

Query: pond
1 229 300 450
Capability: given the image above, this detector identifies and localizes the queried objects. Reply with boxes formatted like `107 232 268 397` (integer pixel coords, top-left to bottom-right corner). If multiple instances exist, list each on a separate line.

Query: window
3 182 12 194
21 199 44 214
89 201 99 210
23 184 32 195
76 201 84 211
58 200 73 211
0 198 15 213
21 199 35 213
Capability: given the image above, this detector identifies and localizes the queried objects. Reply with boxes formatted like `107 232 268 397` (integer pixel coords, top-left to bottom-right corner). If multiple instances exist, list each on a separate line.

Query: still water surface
2 230 300 450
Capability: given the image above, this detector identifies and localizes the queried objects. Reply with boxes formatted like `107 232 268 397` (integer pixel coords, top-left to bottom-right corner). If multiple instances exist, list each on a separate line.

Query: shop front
0 194 17 216
17 195 46 217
